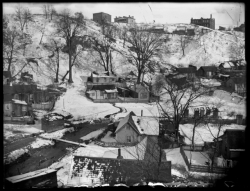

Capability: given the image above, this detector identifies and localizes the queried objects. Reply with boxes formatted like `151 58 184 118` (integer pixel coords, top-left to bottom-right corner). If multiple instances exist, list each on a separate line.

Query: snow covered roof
115 112 159 136
6 168 57 183
67 154 171 186
12 99 27 105
105 89 118 93
131 116 159 136
199 66 217 72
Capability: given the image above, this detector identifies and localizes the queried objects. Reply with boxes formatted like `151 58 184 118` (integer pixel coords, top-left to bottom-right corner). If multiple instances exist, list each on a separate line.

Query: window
126 125 130 130
140 92 148 99
127 136 132 143
96 78 99 83
100 91 104 96
92 93 95 97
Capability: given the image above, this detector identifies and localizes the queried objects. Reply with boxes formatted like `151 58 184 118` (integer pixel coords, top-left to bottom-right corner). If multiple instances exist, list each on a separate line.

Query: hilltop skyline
3 2 245 29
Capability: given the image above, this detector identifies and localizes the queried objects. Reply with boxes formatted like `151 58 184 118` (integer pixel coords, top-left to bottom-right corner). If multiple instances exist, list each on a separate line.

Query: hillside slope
4 14 245 85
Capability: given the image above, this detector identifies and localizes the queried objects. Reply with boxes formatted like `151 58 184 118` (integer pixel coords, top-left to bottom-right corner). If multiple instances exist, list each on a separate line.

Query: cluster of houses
84 71 150 103
3 71 64 124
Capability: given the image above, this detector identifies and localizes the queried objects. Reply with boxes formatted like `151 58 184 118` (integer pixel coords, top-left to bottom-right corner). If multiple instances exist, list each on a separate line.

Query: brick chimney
210 14 212 19
117 148 123 159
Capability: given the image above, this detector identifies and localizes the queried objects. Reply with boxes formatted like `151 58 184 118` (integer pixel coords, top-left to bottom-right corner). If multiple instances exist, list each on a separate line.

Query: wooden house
86 84 118 101
214 129 245 161
197 66 217 78
226 77 246 96
20 72 34 83
175 67 196 80
3 71 12 85
115 112 159 144
5 168 57 189
87 71 117 87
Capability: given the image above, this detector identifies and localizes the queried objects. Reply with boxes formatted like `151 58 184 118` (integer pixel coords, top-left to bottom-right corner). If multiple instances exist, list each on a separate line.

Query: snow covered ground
4 124 44 141
114 102 160 119
179 123 246 145
80 129 105 141
100 131 117 143
53 85 120 120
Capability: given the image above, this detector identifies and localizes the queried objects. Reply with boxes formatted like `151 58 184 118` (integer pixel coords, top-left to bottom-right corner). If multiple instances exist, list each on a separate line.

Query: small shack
41 113 65 133
5 168 57 189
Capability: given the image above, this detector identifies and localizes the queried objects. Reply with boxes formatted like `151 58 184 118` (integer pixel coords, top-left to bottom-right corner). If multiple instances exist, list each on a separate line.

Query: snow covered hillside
4 14 245 86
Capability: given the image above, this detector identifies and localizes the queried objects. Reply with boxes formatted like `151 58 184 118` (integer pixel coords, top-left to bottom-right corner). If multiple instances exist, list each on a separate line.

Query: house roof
3 71 11 78
105 89 118 93
12 99 27 105
176 67 196 73
131 116 159 136
90 85 116 91
6 168 57 183
92 71 116 78
135 84 148 93
115 111 137 134
199 66 217 72
115 112 159 136
67 155 171 186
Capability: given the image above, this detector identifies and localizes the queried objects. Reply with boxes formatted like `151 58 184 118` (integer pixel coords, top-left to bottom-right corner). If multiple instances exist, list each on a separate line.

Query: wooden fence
180 146 230 174
182 145 204 151
32 102 53 110
189 164 230 174
180 146 190 170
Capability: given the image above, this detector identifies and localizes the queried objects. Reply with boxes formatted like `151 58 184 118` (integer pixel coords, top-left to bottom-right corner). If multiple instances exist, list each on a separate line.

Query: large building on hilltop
93 12 111 24
190 14 215 30
114 15 135 24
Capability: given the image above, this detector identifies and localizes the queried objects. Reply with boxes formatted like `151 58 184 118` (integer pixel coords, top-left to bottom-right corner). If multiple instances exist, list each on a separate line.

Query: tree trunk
62 71 69 81
68 40 73 83
137 70 141 84
39 33 44 44
55 50 60 83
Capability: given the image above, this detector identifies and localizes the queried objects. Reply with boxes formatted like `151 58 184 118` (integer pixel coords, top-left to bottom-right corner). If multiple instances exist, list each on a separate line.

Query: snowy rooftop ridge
12 99 27 105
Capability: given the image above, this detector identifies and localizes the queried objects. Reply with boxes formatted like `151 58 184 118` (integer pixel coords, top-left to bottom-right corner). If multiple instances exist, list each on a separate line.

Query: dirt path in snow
104 103 127 118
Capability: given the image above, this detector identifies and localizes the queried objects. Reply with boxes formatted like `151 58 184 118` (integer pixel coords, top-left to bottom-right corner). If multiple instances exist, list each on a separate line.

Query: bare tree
178 35 192 57
14 5 33 33
154 73 212 143
37 20 48 44
205 118 224 171
54 9 85 83
123 25 164 84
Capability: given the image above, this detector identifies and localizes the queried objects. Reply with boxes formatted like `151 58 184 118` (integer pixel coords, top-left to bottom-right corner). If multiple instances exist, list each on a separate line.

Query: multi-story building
190 14 215 30
114 15 135 24
93 12 111 24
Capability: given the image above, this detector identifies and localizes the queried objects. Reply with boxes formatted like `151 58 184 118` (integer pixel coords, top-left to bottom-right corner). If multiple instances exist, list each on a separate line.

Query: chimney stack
141 110 143 116
117 148 123 159
210 14 212 19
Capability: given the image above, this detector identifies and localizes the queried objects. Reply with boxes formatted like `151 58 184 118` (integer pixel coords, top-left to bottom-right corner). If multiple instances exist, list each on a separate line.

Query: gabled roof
90 85 116 91
199 66 217 72
176 67 196 73
6 168 57 183
131 116 159 136
115 111 137 134
3 71 11 78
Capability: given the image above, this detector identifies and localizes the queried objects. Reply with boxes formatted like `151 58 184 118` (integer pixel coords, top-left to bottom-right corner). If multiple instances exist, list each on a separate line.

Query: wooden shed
5 168 57 189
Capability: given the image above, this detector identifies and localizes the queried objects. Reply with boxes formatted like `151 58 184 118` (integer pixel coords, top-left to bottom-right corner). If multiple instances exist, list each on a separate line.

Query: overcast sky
3 2 245 29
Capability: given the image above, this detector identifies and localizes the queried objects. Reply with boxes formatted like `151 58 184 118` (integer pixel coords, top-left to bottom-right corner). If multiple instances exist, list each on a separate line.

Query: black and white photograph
3 2 246 188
